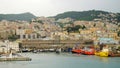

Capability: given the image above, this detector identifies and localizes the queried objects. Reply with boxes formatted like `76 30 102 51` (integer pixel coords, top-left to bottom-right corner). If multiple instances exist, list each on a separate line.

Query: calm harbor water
0 53 120 68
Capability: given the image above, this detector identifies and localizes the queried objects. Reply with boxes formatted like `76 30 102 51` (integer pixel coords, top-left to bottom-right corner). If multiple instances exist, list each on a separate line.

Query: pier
0 57 31 61
0 46 32 61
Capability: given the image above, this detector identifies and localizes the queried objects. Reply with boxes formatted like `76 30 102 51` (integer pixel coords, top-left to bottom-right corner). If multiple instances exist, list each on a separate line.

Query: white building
0 40 19 53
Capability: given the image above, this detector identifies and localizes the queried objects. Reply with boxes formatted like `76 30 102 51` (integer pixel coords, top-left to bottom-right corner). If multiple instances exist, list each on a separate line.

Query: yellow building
108 33 118 40
89 27 100 32
80 30 92 35
25 29 33 34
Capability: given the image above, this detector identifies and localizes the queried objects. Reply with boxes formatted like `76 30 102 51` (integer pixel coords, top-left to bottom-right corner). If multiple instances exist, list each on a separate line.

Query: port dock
0 57 31 61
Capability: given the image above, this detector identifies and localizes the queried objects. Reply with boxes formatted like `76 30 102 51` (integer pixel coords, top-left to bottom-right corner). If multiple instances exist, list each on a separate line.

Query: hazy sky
0 0 120 16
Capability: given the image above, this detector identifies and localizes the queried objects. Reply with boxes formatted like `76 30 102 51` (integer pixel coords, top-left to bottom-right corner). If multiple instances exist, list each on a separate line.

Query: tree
66 27 72 34
74 25 84 32
118 24 120 27
38 20 44 24
82 25 86 29
8 35 19 41
117 31 120 37
66 25 84 33
104 23 106 27
59 22 64 28
93 23 96 27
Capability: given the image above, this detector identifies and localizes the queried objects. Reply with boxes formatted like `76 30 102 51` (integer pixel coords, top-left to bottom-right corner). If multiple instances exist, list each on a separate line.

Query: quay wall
0 57 31 61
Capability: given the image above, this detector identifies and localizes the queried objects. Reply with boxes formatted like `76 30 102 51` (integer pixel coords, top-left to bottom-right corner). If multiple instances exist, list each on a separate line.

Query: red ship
72 49 83 54
82 48 95 55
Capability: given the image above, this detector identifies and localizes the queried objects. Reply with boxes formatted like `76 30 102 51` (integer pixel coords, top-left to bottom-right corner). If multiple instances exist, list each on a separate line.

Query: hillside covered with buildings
0 10 120 53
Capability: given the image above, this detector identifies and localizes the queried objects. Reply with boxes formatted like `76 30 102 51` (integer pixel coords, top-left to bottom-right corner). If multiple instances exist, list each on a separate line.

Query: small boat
81 46 95 55
95 45 109 57
109 54 120 57
49 49 55 52
56 48 61 54
82 49 95 55
99 52 108 57
108 51 120 57
32 50 38 53
95 51 120 57
21 49 29 52
72 49 82 54
95 52 100 56
95 51 108 57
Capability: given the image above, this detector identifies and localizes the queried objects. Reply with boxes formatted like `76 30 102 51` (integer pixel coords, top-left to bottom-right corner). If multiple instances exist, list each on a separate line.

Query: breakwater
0 57 31 61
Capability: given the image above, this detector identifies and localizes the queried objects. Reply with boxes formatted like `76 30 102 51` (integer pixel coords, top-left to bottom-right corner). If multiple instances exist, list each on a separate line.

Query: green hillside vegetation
54 10 108 20
116 13 120 22
66 25 86 33
0 12 36 21
54 10 120 21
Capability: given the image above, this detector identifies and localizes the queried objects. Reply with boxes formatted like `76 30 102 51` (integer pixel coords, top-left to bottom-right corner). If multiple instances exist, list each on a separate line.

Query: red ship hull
72 49 82 54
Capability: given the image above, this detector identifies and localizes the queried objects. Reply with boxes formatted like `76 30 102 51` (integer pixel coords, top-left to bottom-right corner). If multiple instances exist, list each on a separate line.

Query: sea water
0 53 120 68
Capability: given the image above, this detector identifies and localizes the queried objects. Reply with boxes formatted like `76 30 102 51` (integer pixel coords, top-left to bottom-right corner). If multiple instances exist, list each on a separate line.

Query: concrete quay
0 57 31 61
